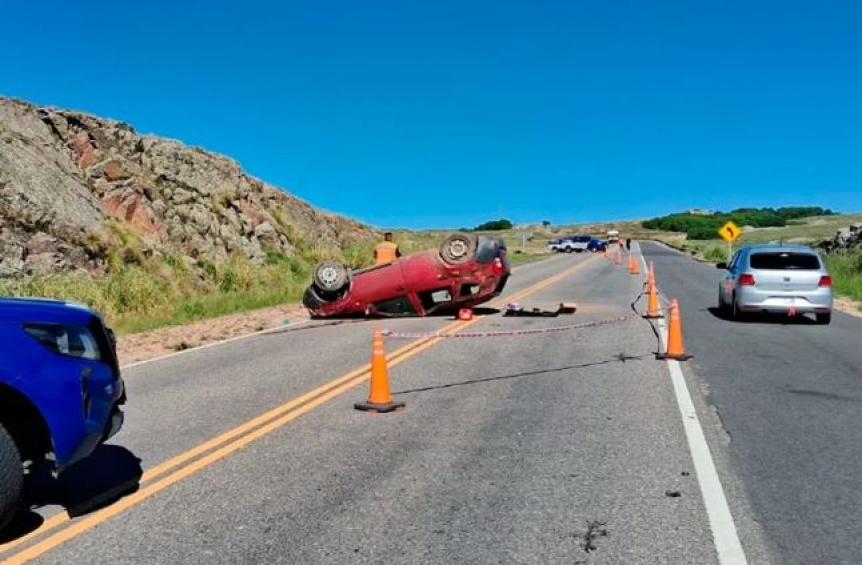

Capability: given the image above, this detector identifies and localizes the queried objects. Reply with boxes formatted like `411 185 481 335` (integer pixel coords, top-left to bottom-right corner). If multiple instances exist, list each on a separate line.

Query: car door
720 250 741 304
350 262 408 311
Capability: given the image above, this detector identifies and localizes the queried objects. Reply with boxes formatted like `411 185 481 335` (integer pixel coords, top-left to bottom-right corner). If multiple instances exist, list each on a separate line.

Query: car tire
439 234 478 265
731 294 751 321
312 261 350 292
718 292 730 316
0 423 23 533
816 313 832 325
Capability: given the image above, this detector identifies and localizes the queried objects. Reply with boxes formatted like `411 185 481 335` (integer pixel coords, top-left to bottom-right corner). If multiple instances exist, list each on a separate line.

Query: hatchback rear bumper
737 287 833 313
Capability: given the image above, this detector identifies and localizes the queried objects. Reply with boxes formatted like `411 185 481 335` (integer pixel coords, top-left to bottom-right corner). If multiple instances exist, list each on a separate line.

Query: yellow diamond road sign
719 221 741 243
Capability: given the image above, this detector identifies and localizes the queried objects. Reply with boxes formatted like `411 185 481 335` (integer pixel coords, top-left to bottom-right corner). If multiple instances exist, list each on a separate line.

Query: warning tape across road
381 313 642 339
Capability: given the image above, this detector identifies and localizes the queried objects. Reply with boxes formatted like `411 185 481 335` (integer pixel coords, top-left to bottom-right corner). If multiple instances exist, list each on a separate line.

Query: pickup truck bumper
103 405 124 442
103 377 126 442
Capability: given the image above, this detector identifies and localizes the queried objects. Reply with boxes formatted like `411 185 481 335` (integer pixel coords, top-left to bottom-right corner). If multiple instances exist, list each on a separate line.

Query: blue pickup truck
0 297 126 530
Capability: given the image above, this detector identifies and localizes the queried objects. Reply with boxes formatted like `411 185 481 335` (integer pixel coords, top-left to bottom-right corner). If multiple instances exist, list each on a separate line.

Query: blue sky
2 1 860 229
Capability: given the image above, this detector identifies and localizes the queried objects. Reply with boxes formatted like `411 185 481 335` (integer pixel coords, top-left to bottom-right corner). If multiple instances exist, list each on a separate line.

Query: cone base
354 400 406 413
655 352 693 361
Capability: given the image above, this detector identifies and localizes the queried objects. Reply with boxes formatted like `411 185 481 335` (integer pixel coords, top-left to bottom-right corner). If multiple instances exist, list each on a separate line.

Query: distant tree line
642 207 835 240
461 218 514 232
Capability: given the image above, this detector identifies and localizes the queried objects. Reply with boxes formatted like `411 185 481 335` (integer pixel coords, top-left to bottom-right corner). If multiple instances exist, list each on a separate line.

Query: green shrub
824 249 862 303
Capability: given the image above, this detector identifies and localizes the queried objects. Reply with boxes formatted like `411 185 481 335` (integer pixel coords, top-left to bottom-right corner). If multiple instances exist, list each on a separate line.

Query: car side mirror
716 262 727 270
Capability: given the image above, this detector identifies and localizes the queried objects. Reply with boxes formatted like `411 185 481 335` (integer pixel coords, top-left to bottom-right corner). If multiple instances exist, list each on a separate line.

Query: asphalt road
641 240 862 565
6 245 847 564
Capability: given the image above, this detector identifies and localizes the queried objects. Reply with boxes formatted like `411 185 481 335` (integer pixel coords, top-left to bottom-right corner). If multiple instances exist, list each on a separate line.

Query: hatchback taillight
738 274 756 286
819 275 832 287
492 257 505 274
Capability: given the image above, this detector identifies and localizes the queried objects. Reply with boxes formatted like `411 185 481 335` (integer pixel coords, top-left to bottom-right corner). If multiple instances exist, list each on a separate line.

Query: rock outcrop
0 96 376 277
819 223 862 253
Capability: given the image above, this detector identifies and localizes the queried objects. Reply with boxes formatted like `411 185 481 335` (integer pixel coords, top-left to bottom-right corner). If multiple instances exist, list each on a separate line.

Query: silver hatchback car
717 244 833 324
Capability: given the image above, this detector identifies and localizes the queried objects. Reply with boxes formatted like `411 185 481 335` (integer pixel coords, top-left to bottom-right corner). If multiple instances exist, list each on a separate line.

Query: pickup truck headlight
23 323 103 361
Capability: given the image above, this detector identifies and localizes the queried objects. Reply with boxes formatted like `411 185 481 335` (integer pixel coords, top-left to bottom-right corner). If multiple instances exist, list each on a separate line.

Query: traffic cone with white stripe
656 299 692 361
644 281 663 319
645 261 656 291
355 326 405 413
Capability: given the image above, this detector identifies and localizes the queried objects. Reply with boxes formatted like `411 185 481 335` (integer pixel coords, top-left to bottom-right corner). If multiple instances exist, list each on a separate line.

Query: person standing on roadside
374 232 402 265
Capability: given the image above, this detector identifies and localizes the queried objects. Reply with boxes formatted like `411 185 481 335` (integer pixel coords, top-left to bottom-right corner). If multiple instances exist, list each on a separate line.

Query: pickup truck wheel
439 234 477 265
312 261 349 292
0 424 23 532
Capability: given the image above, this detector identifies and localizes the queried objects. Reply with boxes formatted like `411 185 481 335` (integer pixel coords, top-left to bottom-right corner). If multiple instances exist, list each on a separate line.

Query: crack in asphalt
576 520 609 553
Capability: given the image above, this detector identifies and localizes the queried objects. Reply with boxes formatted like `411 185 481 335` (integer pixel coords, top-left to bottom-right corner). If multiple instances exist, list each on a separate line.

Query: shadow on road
393 353 653 395
705 306 819 325
0 445 142 543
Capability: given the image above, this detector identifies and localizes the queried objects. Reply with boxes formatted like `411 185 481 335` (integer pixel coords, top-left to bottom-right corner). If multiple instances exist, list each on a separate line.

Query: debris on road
503 302 578 317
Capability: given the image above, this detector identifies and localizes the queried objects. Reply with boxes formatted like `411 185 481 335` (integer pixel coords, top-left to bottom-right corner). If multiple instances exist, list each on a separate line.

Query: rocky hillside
0 96 376 278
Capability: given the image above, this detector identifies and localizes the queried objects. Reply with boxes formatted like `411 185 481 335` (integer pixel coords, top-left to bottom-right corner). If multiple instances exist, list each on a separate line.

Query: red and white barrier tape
381 313 641 339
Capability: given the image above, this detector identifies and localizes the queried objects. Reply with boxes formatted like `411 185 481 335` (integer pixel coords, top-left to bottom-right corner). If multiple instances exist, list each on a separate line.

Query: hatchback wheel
732 294 744 321
312 261 349 292
718 293 730 316
816 312 832 325
439 234 478 265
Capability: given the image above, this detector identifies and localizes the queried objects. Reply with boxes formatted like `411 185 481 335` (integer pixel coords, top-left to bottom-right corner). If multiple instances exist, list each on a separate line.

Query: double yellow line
1 255 597 564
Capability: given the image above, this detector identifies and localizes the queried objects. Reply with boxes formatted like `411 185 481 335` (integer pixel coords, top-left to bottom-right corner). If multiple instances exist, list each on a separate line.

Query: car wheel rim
448 240 469 259
319 267 340 286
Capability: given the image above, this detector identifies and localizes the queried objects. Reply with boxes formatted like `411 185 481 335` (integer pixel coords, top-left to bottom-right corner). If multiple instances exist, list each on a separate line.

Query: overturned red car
302 234 511 318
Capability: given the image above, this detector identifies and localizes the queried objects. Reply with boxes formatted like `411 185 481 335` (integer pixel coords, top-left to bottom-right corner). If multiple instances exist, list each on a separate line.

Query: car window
750 252 820 270
728 251 741 270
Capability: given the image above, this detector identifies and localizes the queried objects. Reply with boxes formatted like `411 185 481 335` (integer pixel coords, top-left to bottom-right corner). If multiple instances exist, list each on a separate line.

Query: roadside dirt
117 304 310 366
834 298 862 319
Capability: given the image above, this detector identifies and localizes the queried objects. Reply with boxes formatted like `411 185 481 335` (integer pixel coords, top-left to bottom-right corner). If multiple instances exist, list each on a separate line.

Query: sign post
718 221 742 262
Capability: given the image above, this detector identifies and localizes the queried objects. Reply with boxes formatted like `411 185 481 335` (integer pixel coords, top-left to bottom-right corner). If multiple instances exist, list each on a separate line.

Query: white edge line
121 319 313 370
637 243 749 565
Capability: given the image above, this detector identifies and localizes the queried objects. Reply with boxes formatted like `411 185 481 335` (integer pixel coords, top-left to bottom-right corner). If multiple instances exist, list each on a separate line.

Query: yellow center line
1 254 597 564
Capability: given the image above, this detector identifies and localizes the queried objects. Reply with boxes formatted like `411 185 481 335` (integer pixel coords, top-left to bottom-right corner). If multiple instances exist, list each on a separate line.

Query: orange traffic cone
656 299 692 361
645 261 656 290
644 282 663 319
355 326 405 413
628 254 640 275
615 252 622 265
458 308 474 321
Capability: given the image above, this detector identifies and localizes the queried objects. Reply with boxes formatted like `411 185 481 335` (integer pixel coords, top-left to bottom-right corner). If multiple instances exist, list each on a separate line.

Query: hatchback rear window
750 252 820 270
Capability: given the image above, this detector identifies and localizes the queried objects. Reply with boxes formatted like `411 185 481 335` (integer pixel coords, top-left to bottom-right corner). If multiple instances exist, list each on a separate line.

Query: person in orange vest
374 232 402 265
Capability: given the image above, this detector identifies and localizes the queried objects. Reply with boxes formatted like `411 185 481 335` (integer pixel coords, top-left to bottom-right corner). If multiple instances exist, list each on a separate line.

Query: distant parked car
302 234 511 318
547 236 591 253
587 239 606 252
717 244 833 324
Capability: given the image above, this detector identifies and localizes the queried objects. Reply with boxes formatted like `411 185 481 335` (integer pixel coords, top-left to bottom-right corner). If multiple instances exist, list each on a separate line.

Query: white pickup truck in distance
547 236 591 253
